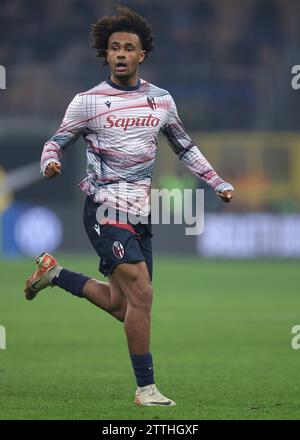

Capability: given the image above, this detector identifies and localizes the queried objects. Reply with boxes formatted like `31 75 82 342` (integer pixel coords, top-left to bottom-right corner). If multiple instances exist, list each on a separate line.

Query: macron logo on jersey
104 114 161 131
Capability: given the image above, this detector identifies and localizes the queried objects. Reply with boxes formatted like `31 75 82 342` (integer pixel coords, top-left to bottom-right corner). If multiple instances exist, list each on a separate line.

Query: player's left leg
111 261 176 407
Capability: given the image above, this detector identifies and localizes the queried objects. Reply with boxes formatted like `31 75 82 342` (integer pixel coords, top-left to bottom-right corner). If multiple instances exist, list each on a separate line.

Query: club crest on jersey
112 241 125 259
147 96 157 110
105 101 111 108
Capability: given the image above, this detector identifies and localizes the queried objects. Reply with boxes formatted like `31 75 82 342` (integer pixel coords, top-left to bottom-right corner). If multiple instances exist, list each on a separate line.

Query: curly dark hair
90 4 154 64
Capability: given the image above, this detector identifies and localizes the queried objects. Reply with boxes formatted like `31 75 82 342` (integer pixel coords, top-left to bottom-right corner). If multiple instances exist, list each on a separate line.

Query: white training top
41 78 233 215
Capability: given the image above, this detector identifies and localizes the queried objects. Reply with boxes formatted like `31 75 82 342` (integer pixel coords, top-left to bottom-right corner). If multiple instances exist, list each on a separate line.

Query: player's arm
161 95 234 203
41 93 87 179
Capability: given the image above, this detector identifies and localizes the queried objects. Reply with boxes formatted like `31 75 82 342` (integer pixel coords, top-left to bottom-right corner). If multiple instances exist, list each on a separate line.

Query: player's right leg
24 252 127 322
83 275 127 322
24 252 61 300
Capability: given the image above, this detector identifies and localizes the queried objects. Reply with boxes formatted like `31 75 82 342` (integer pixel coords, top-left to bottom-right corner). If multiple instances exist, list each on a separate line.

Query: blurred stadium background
1 0 300 420
1 0 300 257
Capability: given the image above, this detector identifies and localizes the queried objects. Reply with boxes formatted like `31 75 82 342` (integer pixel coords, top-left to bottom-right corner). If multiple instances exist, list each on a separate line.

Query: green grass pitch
0 256 300 420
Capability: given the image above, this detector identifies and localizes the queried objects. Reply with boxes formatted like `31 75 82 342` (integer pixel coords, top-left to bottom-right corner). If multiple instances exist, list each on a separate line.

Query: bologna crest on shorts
112 241 125 259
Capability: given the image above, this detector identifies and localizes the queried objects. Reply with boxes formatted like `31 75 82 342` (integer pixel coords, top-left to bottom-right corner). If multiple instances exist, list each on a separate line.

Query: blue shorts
83 196 153 280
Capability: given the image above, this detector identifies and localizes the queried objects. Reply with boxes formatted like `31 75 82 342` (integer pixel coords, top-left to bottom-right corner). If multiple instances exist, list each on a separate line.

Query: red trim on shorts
100 219 136 235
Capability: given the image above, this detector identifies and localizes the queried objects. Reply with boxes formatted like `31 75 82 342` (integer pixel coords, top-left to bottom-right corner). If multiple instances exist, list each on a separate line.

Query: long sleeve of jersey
40 94 86 175
161 96 233 193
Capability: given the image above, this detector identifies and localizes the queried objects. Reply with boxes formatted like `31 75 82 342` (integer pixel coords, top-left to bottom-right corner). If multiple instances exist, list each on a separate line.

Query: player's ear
139 50 146 64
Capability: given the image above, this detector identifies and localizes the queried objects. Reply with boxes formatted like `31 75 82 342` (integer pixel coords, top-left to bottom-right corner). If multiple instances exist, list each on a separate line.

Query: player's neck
109 73 140 89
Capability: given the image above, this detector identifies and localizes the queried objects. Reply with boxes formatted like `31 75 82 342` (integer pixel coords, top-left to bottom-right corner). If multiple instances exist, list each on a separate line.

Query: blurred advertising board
198 213 300 258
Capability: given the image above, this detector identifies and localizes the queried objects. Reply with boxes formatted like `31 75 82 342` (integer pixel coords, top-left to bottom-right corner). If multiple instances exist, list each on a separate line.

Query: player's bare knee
128 283 153 310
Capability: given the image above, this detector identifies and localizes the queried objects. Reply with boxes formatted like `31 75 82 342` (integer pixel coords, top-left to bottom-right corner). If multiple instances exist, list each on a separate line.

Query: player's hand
217 190 233 203
45 162 61 179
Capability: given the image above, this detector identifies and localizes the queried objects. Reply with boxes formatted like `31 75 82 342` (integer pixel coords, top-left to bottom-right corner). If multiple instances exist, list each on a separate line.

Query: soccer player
24 5 234 407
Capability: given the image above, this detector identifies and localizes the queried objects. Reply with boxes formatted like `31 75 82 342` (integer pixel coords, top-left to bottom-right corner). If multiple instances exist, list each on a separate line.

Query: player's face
107 32 146 84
